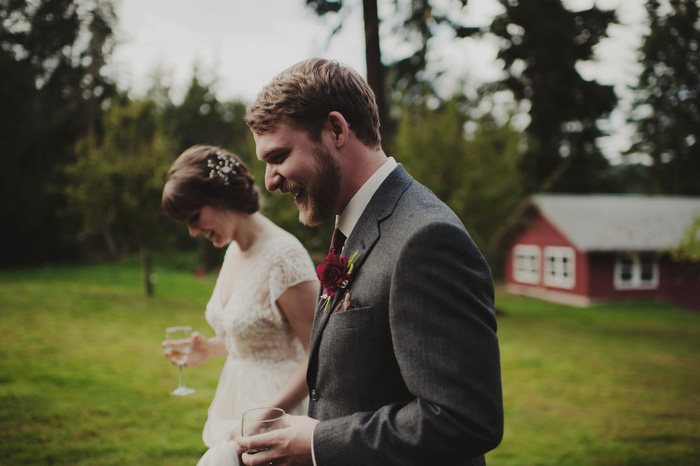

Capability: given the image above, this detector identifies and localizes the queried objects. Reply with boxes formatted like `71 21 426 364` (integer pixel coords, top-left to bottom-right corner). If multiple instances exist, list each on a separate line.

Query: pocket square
337 291 357 313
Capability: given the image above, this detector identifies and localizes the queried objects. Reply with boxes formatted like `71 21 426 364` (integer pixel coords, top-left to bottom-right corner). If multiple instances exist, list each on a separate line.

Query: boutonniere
316 250 358 312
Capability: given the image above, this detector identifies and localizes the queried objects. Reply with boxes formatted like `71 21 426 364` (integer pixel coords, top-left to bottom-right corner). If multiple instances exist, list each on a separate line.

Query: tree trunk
103 228 119 258
140 244 153 297
362 0 391 146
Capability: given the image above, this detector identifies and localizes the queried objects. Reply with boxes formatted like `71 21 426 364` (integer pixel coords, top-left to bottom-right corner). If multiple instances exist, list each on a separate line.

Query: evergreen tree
628 0 700 195
0 0 116 266
489 0 618 194
164 70 252 157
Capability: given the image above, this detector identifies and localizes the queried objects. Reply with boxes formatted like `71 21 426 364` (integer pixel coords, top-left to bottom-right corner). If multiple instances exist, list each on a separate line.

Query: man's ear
326 111 349 148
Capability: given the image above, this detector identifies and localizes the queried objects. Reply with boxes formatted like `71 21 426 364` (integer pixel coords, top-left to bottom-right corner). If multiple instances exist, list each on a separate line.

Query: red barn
504 194 700 311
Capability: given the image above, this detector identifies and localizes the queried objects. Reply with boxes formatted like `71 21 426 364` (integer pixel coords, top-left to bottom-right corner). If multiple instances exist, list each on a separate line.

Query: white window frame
614 252 659 290
513 244 541 285
543 246 576 289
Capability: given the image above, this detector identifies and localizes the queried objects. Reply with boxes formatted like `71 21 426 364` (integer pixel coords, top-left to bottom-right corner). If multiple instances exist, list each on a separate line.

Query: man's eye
187 212 200 225
271 151 290 164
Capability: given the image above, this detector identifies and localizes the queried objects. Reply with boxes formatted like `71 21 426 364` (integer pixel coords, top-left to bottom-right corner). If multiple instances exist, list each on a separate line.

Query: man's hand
237 414 319 466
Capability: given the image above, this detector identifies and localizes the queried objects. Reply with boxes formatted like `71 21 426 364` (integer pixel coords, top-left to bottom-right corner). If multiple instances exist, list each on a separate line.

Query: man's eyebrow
260 147 289 162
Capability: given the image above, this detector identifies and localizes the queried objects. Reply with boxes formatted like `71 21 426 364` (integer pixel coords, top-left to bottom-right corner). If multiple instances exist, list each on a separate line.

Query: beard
291 142 341 227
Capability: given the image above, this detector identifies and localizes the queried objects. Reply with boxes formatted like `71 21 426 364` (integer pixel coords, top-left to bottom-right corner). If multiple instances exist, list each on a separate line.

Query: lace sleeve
269 237 318 306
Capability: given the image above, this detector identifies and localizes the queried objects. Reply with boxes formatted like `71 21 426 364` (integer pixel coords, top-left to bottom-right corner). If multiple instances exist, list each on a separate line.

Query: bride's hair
162 145 260 223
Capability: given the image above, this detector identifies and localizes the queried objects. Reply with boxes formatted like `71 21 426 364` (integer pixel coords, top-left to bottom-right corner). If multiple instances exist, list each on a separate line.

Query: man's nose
265 164 282 193
187 224 199 237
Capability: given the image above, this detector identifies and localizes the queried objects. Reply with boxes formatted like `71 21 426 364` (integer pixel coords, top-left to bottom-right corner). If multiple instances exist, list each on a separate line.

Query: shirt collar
336 157 397 238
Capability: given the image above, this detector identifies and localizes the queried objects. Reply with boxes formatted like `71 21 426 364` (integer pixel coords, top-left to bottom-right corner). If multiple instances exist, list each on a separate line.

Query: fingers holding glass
241 407 287 453
164 325 195 396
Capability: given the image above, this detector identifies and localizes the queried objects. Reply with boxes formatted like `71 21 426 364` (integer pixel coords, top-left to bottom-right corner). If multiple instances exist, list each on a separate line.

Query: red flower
316 253 351 297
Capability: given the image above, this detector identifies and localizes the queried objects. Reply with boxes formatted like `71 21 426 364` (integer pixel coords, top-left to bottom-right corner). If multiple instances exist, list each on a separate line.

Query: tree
671 217 700 263
393 96 523 275
63 99 176 296
489 0 618 194
0 0 117 266
628 0 700 195
164 69 252 155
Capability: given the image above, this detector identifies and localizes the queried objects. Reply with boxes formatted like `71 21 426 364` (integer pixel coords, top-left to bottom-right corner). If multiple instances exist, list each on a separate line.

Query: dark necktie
329 227 346 256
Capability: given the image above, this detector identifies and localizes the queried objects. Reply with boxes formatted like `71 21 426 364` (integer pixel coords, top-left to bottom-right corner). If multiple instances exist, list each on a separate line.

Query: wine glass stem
178 365 186 388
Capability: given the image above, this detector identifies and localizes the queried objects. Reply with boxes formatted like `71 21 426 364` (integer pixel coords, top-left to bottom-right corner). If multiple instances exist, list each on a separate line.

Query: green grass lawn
1 259 699 465
489 290 700 466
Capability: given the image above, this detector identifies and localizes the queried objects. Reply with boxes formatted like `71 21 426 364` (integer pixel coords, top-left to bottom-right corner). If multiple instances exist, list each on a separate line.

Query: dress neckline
217 234 292 310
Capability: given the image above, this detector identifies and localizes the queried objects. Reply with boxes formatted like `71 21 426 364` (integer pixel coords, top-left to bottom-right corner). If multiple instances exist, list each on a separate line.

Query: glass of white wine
241 407 287 453
165 325 195 396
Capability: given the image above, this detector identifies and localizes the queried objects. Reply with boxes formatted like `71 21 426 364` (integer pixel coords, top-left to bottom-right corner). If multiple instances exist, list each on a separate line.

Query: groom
239 58 503 466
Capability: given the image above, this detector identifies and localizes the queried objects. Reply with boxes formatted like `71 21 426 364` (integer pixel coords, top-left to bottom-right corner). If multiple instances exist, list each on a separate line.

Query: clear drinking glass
165 325 195 396
241 407 287 452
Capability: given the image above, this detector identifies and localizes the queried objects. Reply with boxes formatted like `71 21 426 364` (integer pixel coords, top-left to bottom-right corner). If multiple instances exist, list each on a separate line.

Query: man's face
254 122 341 226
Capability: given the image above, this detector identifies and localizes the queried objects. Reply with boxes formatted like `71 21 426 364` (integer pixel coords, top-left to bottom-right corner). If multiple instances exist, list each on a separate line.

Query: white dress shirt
336 156 398 246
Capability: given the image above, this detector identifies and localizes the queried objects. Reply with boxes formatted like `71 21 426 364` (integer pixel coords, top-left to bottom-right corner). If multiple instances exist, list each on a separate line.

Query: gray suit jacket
307 165 503 466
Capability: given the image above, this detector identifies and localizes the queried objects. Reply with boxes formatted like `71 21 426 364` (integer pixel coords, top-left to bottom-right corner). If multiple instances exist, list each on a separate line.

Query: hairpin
207 151 241 185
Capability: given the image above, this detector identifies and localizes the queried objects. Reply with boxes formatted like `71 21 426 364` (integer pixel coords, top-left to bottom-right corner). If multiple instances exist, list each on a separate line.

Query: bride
161 145 319 466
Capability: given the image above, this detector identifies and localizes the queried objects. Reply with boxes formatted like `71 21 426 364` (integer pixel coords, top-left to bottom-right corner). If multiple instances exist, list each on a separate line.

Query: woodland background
1 0 699 295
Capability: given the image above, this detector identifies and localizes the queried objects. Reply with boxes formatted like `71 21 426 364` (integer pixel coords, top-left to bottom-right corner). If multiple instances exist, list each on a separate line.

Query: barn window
513 244 541 284
543 246 575 289
614 253 659 290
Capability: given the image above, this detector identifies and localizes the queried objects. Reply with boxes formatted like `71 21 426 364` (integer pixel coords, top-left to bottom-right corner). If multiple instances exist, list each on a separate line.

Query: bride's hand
229 426 244 457
162 331 210 368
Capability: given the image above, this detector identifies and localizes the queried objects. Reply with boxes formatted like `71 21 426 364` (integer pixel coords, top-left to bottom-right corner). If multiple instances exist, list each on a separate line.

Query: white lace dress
196 234 317 466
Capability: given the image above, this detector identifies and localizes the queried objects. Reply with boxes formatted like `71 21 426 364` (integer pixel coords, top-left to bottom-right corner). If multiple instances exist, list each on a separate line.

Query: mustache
282 179 303 194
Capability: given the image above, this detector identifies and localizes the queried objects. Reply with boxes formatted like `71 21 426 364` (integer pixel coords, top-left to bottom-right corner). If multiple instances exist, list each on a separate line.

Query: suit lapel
307 165 413 361
308 217 380 357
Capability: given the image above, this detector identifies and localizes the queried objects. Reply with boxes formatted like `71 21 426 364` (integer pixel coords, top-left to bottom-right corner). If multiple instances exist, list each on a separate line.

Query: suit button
310 389 319 402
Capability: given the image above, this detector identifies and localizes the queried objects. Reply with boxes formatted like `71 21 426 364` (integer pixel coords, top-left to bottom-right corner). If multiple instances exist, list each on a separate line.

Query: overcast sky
109 0 648 162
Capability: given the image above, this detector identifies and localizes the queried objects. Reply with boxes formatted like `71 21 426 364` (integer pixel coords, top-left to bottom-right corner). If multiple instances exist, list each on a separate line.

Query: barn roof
530 194 700 252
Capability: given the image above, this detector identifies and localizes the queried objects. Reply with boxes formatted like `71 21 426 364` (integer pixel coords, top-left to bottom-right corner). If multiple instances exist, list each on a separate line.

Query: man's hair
162 145 260 223
245 58 381 149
